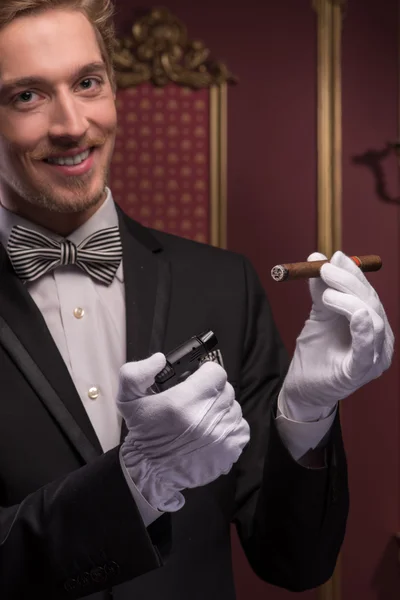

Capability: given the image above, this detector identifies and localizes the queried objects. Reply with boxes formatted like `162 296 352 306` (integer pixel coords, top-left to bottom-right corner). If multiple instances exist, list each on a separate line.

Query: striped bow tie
7 225 123 286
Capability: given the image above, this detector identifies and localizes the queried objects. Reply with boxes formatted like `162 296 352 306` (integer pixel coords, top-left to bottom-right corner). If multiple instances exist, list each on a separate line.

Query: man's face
0 8 117 215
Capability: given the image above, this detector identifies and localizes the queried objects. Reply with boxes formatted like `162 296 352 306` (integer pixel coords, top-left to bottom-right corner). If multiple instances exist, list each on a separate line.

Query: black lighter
152 330 223 393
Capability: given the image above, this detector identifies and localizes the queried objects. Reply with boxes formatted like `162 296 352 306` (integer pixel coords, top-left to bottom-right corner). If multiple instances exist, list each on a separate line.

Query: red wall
341 1 400 598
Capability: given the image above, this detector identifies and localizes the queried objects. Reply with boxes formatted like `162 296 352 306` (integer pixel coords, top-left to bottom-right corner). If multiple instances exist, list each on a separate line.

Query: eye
14 90 39 104
78 77 103 91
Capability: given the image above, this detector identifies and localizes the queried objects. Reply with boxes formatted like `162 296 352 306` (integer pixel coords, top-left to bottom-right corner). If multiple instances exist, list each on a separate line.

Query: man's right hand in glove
117 353 250 512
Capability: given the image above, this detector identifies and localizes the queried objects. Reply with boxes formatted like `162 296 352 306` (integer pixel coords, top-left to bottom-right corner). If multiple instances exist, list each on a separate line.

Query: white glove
279 250 394 421
117 353 250 512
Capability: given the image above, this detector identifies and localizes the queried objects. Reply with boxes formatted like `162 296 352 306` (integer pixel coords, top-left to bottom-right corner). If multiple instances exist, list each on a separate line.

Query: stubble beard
7 159 110 214
2 130 116 214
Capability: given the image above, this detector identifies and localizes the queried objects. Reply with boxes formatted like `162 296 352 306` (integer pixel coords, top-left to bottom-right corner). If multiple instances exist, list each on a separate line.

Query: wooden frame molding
314 0 345 258
210 83 228 248
112 7 235 248
313 0 346 597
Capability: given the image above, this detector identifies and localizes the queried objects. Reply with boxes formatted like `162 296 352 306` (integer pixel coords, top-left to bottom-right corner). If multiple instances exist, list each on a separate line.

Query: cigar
271 255 382 282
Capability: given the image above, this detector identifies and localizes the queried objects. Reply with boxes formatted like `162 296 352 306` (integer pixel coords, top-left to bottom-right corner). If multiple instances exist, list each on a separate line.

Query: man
0 1 393 599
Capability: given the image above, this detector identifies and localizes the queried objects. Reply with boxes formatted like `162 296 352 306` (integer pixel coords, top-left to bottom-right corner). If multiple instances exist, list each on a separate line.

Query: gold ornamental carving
112 7 237 89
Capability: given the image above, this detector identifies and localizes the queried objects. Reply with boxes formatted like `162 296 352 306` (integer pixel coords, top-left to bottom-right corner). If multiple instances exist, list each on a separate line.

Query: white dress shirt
0 188 335 525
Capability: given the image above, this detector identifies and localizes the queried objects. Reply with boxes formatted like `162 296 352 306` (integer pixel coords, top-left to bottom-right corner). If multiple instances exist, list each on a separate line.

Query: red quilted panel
110 83 210 243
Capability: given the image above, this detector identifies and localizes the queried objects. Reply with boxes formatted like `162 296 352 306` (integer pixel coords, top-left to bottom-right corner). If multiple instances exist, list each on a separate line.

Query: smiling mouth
43 147 94 166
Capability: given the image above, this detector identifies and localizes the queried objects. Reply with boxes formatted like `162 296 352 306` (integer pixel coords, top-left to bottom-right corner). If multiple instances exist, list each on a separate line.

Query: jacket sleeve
232 256 349 592
0 446 162 599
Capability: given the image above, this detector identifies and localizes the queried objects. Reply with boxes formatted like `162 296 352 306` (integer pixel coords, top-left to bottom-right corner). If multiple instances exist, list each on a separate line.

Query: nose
48 90 89 142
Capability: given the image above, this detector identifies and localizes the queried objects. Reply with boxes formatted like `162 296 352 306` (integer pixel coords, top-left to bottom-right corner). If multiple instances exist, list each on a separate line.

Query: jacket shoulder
150 227 245 265
118 206 252 276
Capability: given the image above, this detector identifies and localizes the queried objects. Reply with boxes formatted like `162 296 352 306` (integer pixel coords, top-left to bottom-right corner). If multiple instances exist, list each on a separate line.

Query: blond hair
0 0 117 80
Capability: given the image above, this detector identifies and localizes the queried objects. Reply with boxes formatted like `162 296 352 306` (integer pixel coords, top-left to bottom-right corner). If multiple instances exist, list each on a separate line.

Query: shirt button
73 307 85 319
88 386 99 400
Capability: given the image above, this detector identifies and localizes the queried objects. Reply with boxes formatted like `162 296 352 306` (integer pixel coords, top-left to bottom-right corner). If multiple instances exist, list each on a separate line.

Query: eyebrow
0 61 107 96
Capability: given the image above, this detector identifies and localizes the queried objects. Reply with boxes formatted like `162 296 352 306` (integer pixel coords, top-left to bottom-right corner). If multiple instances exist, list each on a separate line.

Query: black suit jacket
0 206 349 599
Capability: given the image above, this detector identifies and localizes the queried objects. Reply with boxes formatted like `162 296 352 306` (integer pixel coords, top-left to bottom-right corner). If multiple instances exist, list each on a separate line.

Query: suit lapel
0 245 103 458
117 208 171 362
117 209 172 442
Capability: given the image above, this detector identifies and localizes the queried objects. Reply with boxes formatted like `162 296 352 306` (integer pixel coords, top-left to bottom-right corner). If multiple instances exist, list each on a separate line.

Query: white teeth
47 149 90 166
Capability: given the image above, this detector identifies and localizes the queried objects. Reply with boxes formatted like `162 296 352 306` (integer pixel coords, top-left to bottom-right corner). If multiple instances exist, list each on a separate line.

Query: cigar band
351 256 362 267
